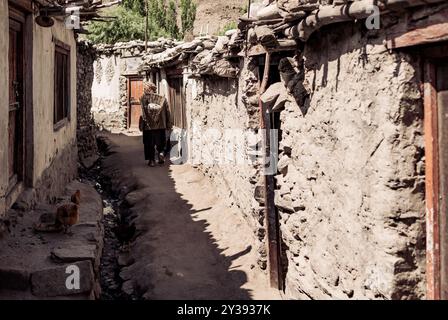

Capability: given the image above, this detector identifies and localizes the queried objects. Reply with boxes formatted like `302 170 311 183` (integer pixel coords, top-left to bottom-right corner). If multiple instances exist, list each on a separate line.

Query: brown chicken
55 190 81 234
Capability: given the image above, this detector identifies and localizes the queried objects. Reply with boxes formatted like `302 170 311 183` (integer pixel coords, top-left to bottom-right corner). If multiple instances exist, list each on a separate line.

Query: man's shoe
148 160 156 167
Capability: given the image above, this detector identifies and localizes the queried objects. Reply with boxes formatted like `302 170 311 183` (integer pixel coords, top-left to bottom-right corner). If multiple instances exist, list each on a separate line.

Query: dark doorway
167 72 186 129
8 9 25 193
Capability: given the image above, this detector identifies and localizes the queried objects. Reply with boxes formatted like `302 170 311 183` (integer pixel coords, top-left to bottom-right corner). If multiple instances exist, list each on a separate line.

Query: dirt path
103 133 280 300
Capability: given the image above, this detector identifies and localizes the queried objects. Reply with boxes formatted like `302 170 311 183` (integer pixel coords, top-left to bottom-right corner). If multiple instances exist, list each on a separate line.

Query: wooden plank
8 0 32 13
425 60 441 300
387 22 448 49
259 53 282 290
386 7 448 49
244 41 297 57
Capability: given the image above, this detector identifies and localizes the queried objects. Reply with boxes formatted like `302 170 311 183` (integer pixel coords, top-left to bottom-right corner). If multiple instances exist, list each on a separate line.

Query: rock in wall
77 41 99 168
32 140 78 203
276 23 426 300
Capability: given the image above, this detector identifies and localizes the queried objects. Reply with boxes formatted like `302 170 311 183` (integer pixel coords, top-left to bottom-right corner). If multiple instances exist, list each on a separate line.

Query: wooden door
167 76 186 129
128 77 143 129
8 14 24 188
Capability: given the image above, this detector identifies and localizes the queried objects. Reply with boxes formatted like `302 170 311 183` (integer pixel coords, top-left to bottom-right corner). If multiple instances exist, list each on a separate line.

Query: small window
54 41 70 127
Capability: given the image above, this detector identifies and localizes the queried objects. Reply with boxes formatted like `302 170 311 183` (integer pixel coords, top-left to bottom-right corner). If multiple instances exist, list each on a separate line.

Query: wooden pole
259 52 281 290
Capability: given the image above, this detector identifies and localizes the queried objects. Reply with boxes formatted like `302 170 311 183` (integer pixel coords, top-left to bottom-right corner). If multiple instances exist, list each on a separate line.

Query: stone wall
34 139 78 205
91 46 145 132
184 58 268 268
181 20 426 300
92 55 126 131
275 23 426 300
77 41 99 169
15 139 78 209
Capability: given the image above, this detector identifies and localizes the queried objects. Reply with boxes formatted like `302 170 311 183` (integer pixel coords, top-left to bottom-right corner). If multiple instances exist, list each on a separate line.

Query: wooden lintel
386 7 448 49
8 0 33 13
245 42 297 57
387 22 448 49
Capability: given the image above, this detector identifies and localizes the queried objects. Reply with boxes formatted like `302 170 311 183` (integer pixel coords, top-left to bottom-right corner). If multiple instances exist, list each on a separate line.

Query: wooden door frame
5 2 33 209
422 44 448 300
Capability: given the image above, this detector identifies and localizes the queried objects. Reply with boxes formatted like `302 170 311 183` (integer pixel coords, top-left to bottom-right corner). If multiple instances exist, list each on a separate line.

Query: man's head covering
143 81 157 94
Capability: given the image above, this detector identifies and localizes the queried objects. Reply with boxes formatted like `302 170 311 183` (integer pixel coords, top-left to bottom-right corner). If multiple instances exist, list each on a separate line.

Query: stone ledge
0 181 104 300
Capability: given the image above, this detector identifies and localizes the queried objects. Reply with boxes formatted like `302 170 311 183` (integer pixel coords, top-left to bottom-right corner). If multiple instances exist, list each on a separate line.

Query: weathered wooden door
167 76 186 129
128 77 143 129
8 13 24 188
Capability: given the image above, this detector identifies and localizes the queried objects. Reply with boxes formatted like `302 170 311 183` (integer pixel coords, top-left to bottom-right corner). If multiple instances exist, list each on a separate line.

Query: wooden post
424 60 441 300
259 53 281 289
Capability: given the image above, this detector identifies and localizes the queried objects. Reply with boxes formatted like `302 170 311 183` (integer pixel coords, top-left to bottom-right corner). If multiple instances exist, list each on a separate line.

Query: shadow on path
103 133 254 300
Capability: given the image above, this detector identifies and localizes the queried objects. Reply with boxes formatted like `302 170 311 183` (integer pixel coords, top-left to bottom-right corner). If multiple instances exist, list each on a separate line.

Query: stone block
0 268 30 290
51 245 97 263
31 261 94 297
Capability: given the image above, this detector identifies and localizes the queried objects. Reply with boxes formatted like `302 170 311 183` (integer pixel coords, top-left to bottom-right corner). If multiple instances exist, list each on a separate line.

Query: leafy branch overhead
87 0 196 44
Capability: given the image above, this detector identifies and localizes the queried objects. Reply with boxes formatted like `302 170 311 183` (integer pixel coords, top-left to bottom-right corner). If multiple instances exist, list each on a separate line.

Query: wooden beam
8 0 32 13
424 60 441 300
259 53 282 290
245 40 297 57
386 6 448 49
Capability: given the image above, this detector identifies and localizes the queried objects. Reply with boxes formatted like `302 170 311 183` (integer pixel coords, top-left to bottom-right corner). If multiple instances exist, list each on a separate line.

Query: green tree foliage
165 1 180 39
148 0 166 30
87 6 146 44
180 0 196 37
122 0 145 15
87 0 193 44
218 21 237 36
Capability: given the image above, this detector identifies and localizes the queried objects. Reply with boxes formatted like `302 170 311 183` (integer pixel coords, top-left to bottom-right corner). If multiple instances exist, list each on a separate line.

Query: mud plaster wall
0 0 8 214
32 19 78 187
276 23 426 300
184 58 269 268
1 10 78 212
92 54 123 130
92 53 143 131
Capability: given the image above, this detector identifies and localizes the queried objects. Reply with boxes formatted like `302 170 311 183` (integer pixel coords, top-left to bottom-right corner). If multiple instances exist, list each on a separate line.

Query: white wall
32 18 77 183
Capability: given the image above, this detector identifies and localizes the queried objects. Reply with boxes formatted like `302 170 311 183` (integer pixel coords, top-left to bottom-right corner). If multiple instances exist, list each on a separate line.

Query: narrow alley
100 133 280 300
2 0 448 303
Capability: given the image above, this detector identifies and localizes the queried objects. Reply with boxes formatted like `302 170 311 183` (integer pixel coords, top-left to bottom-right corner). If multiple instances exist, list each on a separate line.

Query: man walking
139 81 172 167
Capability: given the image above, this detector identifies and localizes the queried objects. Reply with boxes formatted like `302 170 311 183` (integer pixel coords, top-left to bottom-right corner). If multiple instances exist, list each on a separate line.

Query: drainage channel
79 137 138 300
